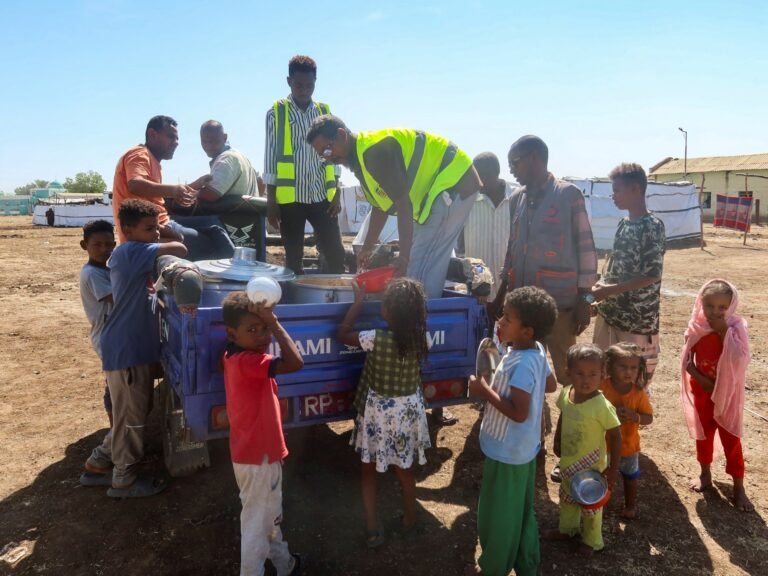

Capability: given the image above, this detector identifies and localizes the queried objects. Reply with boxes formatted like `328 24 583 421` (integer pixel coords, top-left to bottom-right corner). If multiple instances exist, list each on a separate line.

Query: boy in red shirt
222 292 304 576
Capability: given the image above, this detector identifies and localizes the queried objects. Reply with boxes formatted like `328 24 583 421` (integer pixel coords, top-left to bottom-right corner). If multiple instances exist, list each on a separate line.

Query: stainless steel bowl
475 337 501 380
569 469 608 506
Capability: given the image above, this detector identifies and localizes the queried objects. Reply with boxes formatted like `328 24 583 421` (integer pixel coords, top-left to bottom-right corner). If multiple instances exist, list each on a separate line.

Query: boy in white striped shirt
467 286 558 576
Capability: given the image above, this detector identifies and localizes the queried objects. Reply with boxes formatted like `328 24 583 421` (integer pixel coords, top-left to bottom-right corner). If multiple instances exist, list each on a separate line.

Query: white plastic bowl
246 276 282 306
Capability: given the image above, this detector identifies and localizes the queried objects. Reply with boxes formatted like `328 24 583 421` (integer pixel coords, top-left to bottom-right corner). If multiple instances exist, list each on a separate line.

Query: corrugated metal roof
650 153 768 175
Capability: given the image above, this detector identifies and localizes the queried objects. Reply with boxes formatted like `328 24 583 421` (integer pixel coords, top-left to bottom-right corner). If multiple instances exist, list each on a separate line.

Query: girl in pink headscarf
680 279 753 512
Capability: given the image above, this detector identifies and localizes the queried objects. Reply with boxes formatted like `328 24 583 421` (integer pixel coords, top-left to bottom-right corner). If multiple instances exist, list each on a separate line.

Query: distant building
1 181 65 216
650 153 768 220
31 180 65 199
0 196 32 216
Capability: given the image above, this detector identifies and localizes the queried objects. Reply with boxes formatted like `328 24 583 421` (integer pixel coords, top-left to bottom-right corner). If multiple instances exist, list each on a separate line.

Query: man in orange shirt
112 115 234 260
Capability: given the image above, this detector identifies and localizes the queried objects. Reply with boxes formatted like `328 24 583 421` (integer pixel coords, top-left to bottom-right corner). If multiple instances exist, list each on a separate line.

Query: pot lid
196 247 295 282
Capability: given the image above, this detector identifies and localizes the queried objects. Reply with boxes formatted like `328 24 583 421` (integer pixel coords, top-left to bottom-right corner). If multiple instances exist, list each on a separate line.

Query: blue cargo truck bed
157 290 488 475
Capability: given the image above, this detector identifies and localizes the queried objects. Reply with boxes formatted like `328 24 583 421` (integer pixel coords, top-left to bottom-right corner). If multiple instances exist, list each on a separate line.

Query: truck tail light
423 379 467 401
211 405 229 430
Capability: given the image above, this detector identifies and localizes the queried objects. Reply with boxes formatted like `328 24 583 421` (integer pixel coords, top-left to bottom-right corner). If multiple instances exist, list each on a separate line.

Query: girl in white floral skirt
338 277 432 548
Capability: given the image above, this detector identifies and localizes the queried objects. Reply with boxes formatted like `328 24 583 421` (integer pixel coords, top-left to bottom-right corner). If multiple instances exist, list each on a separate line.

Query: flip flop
288 553 303 576
435 408 458 426
80 470 113 487
107 476 168 499
84 461 113 475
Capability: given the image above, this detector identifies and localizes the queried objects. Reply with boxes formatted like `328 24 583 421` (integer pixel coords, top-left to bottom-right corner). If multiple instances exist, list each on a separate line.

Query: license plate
299 390 356 419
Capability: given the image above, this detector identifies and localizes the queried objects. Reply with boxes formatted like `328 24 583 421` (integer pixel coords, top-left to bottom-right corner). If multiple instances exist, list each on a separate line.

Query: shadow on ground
2 411 473 576
3 412 739 575
538 454 714 575
696 480 768 575
0 409 240 576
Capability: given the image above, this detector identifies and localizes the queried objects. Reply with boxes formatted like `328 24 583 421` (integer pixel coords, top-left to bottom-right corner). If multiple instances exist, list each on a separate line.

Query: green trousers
477 457 540 576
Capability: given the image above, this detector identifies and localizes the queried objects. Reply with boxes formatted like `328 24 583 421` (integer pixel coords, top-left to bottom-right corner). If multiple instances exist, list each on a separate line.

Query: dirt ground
1 217 767 576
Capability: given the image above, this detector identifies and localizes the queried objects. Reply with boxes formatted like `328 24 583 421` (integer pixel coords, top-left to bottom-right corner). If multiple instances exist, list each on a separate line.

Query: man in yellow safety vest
306 114 481 300
263 55 345 274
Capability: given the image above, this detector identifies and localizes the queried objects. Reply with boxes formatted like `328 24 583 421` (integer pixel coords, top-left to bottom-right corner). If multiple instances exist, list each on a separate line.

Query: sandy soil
1 217 767 576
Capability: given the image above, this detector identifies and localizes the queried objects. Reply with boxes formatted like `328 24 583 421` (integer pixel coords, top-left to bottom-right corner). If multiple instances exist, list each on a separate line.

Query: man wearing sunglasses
492 135 598 479
493 136 597 379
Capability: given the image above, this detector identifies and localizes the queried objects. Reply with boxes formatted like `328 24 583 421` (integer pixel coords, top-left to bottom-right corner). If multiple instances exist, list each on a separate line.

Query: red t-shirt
691 331 723 395
222 348 287 465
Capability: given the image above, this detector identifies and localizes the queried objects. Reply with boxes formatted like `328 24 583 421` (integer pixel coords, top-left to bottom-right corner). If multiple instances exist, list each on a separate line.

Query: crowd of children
74 167 755 574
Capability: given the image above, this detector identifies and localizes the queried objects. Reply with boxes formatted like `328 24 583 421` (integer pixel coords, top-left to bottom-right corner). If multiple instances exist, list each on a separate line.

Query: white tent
33 181 701 250
32 188 375 232
33 190 367 232
338 186 371 234
32 203 113 227
347 180 702 249
566 178 701 249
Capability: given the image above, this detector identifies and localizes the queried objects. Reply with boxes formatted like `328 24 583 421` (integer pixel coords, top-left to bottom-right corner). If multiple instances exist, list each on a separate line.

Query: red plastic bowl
355 266 395 293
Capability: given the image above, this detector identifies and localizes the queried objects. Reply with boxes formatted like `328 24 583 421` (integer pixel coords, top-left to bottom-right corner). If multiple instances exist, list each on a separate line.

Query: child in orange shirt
600 342 653 519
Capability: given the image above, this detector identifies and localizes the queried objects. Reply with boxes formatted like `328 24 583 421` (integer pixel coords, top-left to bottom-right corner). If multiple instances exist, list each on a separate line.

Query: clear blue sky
1 0 766 193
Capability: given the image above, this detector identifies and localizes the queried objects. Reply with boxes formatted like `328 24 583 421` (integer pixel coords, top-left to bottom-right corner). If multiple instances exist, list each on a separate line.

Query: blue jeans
168 215 234 261
619 452 641 479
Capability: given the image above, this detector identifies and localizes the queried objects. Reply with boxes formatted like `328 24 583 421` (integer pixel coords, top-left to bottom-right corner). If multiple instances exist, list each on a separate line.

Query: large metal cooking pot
195 247 296 305
196 247 295 282
288 275 358 304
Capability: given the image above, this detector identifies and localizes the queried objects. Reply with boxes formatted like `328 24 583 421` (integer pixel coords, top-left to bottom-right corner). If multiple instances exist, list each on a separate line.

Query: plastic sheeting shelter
566 178 701 249
33 191 367 231
338 186 371 233
32 182 702 249
346 179 701 249
32 204 113 227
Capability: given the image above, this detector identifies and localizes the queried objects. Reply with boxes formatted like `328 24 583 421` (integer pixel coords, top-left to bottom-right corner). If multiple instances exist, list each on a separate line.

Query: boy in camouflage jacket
591 163 665 383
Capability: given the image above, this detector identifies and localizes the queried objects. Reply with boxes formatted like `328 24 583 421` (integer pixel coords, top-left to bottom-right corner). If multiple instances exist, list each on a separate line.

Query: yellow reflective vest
273 99 337 204
355 128 472 224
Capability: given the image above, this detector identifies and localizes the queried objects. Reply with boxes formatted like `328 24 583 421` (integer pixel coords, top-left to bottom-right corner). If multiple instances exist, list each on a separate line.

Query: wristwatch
580 292 596 304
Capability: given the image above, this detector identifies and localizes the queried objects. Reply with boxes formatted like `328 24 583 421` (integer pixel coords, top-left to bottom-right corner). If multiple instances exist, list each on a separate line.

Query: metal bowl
475 337 501 380
569 469 609 508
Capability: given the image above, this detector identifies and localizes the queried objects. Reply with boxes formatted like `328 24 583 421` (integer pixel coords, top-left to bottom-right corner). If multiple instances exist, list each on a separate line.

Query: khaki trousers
593 315 660 381
105 364 155 487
